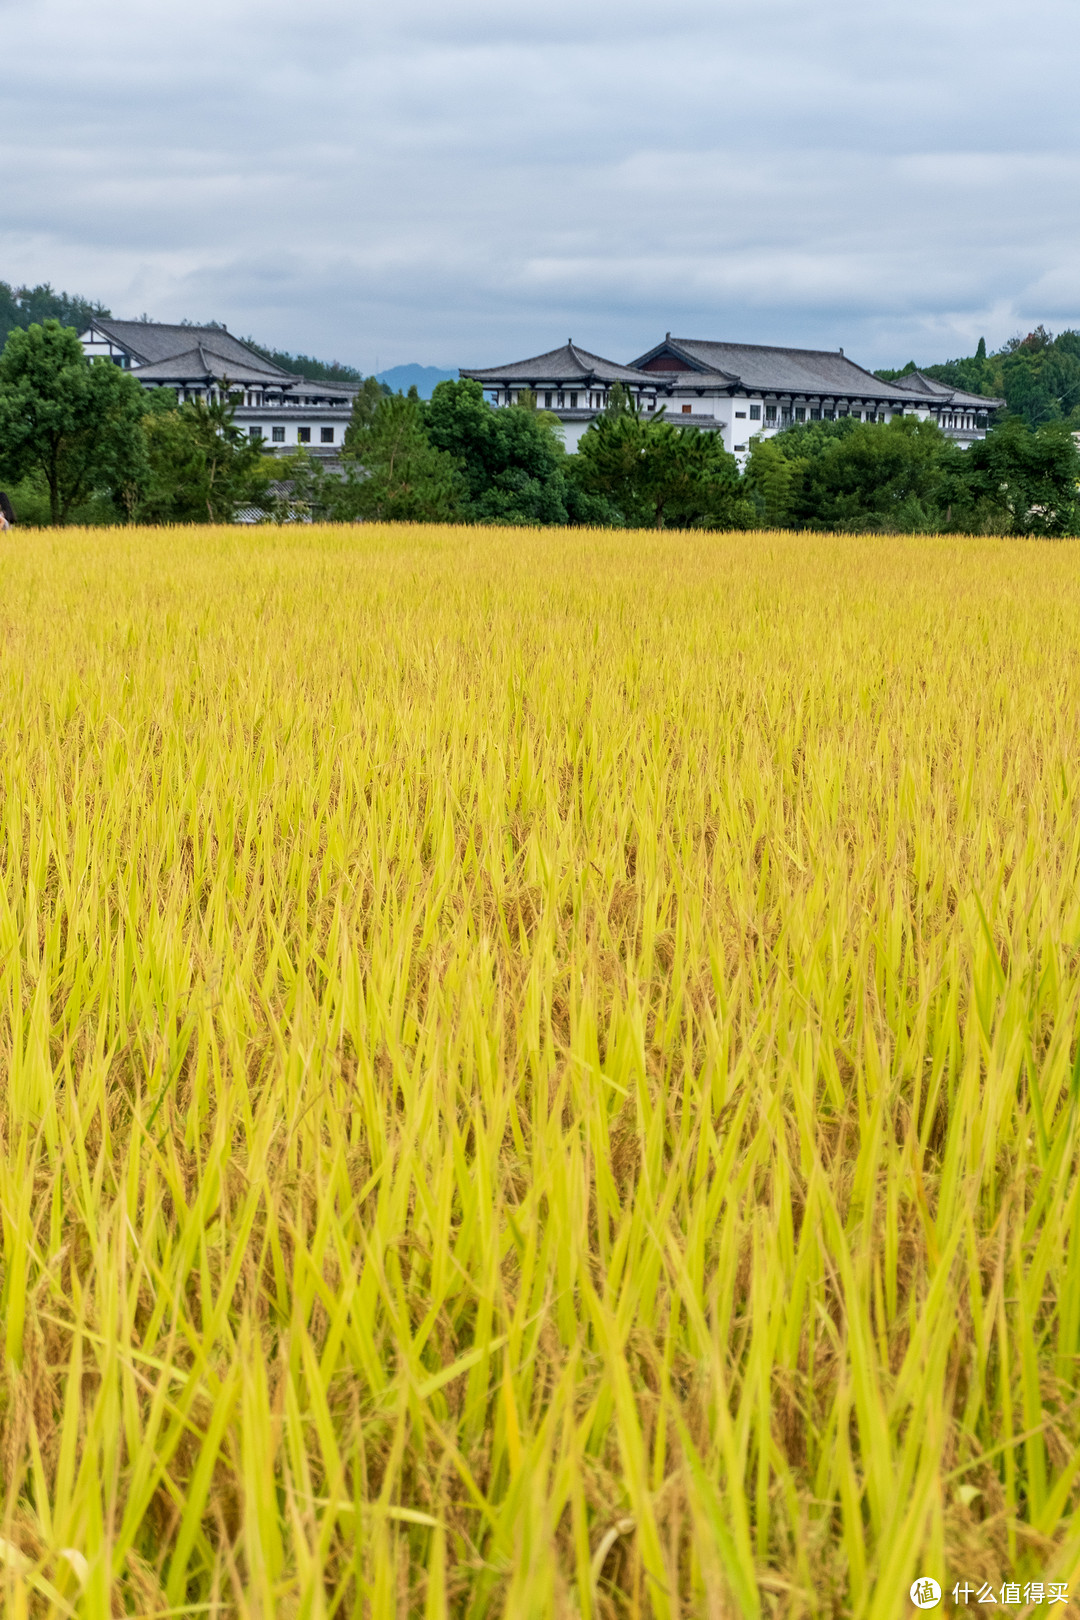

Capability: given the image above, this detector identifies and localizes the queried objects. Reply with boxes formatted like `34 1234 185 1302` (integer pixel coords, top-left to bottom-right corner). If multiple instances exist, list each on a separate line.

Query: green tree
602 382 644 420
138 392 271 523
573 411 749 528
0 320 147 524
953 417 1080 536
342 391 463 522
752 415 958 532
425 379 585 525
999 328 1080 428
571 411 652 525
800 416 957 530
743 436 799 527
0 281 109 349
343 375 393 450
874 327 1080 426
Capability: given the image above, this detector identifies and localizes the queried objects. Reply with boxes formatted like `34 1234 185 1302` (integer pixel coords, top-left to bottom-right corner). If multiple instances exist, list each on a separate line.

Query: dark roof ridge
461 341 654 385
196 339 285 379
88 316 295 378
673 336 896 389
888 369 1004 409
670 336 850 359
566 340 596 379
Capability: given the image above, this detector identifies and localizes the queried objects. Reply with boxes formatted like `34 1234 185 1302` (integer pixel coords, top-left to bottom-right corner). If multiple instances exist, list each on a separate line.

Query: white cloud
0 0 1078 369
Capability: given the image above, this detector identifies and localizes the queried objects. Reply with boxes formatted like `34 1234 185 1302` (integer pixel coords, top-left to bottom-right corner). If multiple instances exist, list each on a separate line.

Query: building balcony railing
232 402 353 412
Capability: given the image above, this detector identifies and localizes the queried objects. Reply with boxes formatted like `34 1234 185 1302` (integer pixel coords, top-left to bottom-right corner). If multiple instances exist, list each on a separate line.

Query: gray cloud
2 0 1078 370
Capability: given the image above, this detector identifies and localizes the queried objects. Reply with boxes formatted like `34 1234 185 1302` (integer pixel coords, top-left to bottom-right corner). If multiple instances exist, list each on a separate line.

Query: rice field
1 521 1080 1618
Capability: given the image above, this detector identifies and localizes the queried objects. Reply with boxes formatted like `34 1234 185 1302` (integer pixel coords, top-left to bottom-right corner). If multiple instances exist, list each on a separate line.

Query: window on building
249 426 263 439
682 403 692 414
570 392 578 408
749 404 761 421
824 409 835 421
734 443 747 452
794 407 806 422
557 391 565 409
321 427 334 443
810 408 821 421
298 427 311 443
544 392 552 409
272 426 285 443
735 410 747 419
765 405 777 424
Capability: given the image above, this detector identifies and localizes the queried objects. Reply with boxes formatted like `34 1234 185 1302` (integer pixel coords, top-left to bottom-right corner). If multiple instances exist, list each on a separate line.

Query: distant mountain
376 364 456 399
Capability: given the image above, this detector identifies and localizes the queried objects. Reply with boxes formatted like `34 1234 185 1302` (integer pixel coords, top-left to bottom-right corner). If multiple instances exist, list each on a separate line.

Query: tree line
1 318 1079 534
0 280 111 350
312 382 1080 537
877 327 1080 431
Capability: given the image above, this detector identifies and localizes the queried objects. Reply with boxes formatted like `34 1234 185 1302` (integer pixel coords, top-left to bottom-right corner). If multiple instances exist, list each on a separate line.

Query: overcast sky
2 0 1079 372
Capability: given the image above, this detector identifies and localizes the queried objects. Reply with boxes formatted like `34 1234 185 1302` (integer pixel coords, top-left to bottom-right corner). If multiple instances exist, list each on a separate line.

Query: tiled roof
635 338 913 400
461 342 655 386
89 318 293 377
131 343 290 386
887 370 1004 409
89 325 358 400
634 338 1005 410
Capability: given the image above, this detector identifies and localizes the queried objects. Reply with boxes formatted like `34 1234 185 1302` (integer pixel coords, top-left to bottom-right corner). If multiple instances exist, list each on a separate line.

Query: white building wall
555 419 593 451
484 374 990 467
79 328 132 366
233 410 351 456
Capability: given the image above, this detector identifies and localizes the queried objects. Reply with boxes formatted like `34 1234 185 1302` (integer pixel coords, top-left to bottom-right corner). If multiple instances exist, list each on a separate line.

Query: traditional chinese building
79 319 357 458
459 343 662 449
462 336 1004 463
